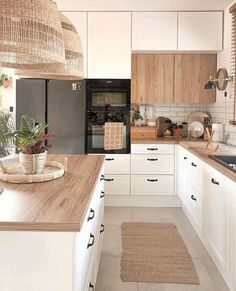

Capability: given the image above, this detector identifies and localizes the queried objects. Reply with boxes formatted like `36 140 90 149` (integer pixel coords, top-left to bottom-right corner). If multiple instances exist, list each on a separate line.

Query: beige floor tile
104 207 132 226
138 283 165 291
131 207 161 222
96 255 137 291
102 225 121 257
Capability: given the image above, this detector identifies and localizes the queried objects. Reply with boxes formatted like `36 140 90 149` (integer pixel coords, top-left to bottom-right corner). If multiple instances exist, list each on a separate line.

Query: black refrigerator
16 79 86 154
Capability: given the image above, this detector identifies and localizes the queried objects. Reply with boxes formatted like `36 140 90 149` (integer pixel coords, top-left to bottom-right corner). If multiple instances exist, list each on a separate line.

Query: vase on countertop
19 151 47 175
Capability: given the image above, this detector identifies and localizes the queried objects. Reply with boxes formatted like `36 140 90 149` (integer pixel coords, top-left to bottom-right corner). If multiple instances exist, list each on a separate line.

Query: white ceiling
56 0 233 11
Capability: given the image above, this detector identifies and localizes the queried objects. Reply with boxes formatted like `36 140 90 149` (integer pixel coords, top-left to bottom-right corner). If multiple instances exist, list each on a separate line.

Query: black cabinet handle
100 224 105 233
100 174 105 181
191 195 197 201
100 191 105 198
104 178 114 182
147 158 158 161
105 158 114 161
87 233 95 249
191 162 197 167
211 178 219 185
147 179 158 182
184 157 187 160
147 148 158 151
89 283 95 290
87 208 95 222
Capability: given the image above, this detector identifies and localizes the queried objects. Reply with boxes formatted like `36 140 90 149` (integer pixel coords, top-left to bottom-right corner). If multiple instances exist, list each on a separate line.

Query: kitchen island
0 155 105 291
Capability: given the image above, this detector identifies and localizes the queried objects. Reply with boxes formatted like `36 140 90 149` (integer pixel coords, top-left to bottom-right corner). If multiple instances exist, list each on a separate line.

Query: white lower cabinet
131 175 174 195
204 164 231 270
177 145 236 291
0 169 105 291
104 174 130 195
104 154 130 195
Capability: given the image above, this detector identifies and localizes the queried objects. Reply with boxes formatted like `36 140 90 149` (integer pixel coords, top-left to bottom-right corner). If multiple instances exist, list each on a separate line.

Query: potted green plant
8 115 54 174
132 108 143 126
0 109 15 158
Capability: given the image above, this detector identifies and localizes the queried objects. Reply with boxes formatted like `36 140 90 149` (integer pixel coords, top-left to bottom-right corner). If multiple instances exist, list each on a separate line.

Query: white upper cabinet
178 12 223 51
132 12 178 51
88 12 131 78
63 12 88 78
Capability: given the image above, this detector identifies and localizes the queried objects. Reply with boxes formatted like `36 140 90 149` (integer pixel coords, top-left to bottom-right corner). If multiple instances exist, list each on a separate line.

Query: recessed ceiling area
55 0 233 11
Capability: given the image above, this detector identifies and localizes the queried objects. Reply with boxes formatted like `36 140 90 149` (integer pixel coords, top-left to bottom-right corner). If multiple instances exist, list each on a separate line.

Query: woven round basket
0 0 65 68
16 12 84 79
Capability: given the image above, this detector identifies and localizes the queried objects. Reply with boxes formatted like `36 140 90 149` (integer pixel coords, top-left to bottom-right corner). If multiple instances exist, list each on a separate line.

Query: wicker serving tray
0 158 67 184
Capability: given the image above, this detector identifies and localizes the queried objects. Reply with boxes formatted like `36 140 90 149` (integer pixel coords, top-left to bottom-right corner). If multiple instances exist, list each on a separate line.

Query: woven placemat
121 222 199 285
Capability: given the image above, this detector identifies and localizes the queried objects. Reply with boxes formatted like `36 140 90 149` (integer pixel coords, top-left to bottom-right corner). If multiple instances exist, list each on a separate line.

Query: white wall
0 68 16 113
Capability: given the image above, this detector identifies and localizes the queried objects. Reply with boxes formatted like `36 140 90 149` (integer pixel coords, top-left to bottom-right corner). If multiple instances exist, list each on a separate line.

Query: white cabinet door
177 146 189 206
178 12 223 51
187 152 204 195
204 164 231 269
132 12 177 51
104 154 130 175
105 175 130 195
131 154 174 174
63 12 88 78
88 12 131 78
131 175 174 195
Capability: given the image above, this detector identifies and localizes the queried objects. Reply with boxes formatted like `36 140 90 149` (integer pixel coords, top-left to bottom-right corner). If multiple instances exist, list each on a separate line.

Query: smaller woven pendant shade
16 13 84 80
0 0 65 69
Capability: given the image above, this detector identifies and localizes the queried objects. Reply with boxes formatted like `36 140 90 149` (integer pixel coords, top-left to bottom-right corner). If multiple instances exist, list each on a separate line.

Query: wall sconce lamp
204 68 233 91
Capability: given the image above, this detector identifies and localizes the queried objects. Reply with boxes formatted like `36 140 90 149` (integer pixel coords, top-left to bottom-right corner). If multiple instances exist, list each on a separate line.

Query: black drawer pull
191 162 197 167
211 178 219 185
89 282 95 290
184 157 187 160
100 191 105 198
87 208 95 222
147 148 158 151
105 158 114 161
104 178 114 182
147 158 158 161
87 233 95 249
100 224 105 233
100 174 105 181
147 179 158 182
191 195 197 201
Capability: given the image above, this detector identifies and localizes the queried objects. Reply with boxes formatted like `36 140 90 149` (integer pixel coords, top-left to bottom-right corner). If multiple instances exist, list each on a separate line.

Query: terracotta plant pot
19 151 47 174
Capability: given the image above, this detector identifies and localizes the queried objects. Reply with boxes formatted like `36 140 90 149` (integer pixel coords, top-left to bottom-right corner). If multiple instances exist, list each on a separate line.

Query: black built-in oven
86 79 131 154
86 79 130 112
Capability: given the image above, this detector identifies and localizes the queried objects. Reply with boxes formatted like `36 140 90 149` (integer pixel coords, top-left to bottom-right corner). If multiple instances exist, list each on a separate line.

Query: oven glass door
87 111 130 154
87 89 130 111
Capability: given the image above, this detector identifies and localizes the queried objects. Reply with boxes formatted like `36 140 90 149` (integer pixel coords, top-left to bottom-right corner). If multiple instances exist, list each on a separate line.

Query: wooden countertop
132 137 201 144
179 141 236 183
0 155 104 232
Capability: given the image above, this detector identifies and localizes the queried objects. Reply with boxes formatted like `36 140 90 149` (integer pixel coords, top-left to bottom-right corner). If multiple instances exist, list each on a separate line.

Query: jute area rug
120 222 199 285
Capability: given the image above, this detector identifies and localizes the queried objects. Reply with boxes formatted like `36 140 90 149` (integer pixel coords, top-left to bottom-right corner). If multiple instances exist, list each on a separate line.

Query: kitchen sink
209 155 236 172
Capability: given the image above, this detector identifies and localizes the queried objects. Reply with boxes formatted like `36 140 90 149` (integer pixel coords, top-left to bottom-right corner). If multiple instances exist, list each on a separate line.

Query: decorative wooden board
0 160 66 184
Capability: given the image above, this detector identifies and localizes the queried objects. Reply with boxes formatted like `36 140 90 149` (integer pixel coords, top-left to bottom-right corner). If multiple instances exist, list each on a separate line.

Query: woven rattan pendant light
0 0 65 69
16 13 84 79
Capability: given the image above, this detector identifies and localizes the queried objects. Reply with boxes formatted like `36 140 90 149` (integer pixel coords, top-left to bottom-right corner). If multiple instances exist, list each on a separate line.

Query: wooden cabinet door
88 12 131 78
132 12 177 51
175 54 216 104
178 12 223 51
132 54 174 104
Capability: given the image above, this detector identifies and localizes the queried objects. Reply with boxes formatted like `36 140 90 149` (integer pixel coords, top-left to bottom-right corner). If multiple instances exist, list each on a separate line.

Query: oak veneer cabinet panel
175 54 216 104
132 54 174 104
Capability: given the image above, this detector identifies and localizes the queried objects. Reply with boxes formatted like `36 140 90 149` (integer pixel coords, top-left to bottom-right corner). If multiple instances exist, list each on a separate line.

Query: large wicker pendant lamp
0 0 65 69
16 13 84 79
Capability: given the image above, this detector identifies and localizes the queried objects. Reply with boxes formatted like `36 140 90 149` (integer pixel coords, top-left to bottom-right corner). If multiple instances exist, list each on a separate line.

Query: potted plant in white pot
9 115 54 174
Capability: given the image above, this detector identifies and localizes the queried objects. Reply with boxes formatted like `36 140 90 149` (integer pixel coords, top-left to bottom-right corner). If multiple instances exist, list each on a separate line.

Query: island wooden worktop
0 155 104 232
